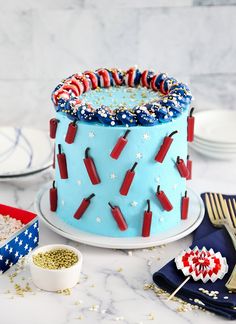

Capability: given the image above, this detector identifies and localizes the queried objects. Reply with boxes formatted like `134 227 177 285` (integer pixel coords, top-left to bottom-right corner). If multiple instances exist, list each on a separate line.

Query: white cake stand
34 184 204 249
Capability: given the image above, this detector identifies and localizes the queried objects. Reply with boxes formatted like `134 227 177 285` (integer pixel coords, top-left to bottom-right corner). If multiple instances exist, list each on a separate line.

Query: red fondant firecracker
186 155 192 180
50 118 59 139
176 156 189 178
74 194 95 220
50 181 58 212
120 162 138 196
155 130 178 163
108 202 128 231
181 191 189 220
65 119 78 144
142 200 153 237
57 144 68 179
187 107 195 142
83 148 101 185
110 130 130 160
156 185 173 211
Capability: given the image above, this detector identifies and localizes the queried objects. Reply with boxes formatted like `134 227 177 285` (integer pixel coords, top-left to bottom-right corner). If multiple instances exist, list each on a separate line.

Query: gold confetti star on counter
148 313 155 320
89 304 99 311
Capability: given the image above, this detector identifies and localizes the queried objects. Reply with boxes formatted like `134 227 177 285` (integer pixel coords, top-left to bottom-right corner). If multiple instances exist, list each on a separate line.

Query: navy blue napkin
153 193 236 320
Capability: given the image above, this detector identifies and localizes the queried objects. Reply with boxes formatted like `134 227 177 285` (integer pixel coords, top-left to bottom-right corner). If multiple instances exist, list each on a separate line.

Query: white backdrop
0 0 235 129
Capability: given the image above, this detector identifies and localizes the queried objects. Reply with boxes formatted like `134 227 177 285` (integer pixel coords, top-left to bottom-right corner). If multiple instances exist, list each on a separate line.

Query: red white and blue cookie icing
52 67 192 127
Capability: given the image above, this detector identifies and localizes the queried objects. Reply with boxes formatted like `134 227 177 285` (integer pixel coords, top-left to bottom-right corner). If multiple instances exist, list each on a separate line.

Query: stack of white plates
0 127 53 180
191 110 236 160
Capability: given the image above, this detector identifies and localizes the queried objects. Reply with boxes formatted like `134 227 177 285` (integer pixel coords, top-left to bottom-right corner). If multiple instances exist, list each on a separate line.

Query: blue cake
49 67 193 238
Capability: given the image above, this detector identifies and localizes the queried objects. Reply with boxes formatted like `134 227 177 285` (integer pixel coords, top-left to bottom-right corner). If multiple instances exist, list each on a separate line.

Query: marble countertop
0 147 235 324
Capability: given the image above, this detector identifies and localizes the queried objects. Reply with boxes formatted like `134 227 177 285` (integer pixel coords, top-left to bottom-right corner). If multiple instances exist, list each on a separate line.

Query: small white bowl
29 244 83 292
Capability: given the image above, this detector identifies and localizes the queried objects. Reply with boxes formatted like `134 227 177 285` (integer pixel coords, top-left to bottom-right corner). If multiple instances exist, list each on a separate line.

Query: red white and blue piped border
52 67 192 127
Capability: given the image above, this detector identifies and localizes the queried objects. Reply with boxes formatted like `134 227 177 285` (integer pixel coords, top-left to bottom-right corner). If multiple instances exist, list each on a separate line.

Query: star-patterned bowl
0 204 39 274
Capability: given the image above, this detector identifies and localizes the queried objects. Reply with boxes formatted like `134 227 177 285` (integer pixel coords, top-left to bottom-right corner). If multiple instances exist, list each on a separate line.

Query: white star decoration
88 131 95 138
34 237 37 243
110 172 117 180
130 201 138 207
96 217 102 223
0 255 3 260
136 152 143 160
155 177 160 183
77 180 82 186
143 133 150 140
61 200 65 206
159 217 165 223
173 184 178 190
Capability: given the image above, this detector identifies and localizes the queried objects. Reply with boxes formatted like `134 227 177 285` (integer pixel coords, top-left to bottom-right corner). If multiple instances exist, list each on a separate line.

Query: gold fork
205 193 236 249
205 193 236 292
224 197 236 292
226 198 236 229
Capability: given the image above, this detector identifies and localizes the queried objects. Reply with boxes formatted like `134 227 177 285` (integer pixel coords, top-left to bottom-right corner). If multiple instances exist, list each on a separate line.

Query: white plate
0 127 53 177
34 184 204 249
193 140 236 154
191 142 236 160
194 136 236 153
0 166 52 181
195 110 236 144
